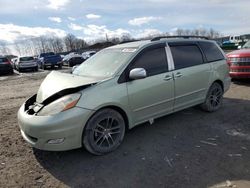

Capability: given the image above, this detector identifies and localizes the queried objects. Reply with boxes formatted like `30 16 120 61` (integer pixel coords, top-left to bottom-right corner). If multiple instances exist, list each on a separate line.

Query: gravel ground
0 70 250 188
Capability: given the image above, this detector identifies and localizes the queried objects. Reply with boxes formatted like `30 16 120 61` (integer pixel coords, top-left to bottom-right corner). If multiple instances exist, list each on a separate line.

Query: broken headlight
37 93 81 116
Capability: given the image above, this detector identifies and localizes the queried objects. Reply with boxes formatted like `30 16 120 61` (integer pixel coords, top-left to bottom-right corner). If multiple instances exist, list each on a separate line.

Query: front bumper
44 61 62 66
19 63 38 68
18 103 93 151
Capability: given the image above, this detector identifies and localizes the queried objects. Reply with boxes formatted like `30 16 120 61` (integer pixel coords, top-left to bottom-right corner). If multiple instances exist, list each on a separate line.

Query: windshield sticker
122 48 137 53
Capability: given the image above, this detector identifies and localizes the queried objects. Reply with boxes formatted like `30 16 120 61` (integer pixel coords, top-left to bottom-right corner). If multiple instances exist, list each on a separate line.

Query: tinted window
0 58 8 63
40 52 55 57
130 47 168 76
20 57 34 61
170 45 203 69
199 42 224 62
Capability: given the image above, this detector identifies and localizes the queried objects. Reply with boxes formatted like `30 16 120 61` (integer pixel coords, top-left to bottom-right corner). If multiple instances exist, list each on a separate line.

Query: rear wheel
201 82 223 112
83 109 126 155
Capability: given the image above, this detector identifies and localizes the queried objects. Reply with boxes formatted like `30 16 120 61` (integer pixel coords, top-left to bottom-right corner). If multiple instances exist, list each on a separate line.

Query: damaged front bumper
17 96 94 151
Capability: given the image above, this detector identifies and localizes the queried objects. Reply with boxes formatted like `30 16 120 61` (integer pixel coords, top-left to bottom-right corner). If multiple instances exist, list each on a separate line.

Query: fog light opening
47 138 65 144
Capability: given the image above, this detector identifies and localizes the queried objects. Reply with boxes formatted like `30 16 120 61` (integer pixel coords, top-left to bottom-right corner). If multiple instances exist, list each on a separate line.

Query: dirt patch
0 73 250 188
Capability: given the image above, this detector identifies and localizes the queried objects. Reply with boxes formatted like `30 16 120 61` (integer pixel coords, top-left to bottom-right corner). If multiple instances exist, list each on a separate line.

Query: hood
36 71 103 103
227 49 250 58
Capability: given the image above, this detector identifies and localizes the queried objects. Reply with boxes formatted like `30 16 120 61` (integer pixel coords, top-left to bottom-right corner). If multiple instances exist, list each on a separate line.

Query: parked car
227 40 250 78
37 52 62 70
0 56 13 75
63 54 85 67
18 37 230 155
14 56 38 72
82 51 96 60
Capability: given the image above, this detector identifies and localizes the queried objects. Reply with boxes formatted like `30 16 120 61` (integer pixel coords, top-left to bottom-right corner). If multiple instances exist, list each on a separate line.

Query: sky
0 0 249 45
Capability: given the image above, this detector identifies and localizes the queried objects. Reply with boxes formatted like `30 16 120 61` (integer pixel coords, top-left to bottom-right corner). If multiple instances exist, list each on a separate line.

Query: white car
15 56 38 72
82 51 96 60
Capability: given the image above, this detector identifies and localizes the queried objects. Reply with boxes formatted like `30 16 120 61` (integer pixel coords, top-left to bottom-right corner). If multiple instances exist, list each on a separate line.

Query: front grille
230 68 250 72
231 62 250 66
229 57 250 66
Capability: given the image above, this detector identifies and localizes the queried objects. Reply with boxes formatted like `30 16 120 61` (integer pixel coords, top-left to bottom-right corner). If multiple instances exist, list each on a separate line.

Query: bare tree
14 42 22 56
74 38 88 50
64 34 77 52
0 41 11 55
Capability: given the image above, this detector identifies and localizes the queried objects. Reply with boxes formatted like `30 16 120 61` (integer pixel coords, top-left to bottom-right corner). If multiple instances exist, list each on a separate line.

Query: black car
63 55 84 67
0 57 13 75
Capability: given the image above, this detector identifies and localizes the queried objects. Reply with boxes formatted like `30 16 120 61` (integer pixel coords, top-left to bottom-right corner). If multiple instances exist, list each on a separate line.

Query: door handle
175 72 182 78
164 75 173 81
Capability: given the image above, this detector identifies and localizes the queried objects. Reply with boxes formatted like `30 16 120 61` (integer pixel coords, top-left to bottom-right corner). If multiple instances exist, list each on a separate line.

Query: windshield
243 41 250 49
20 57 34 61
73 48 136 78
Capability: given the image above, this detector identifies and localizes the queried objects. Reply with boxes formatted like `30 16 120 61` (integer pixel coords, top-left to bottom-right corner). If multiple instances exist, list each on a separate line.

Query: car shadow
34 97 250 188
232 79 250 86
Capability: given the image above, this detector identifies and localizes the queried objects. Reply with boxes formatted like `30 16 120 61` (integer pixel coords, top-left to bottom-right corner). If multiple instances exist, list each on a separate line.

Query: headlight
37 93 81 116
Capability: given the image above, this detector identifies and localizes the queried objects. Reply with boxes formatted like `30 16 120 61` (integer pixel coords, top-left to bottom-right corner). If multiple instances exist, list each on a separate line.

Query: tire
58 64 62 69
34 67 38 72
9 69 14 75
201 82 223 112
41 63 45 70
83 108 126 155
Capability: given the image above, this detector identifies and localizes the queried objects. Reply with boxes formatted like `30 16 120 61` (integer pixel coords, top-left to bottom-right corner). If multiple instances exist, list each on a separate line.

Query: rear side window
170 45 203 69
130 47 168 77
199 42 225 62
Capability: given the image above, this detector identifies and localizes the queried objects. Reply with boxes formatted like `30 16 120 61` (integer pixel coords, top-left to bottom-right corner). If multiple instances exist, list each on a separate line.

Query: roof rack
151 35 209 41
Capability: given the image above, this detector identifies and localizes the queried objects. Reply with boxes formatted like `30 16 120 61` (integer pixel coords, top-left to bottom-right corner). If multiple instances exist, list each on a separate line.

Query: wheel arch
96 105 130 131
212 79 224 92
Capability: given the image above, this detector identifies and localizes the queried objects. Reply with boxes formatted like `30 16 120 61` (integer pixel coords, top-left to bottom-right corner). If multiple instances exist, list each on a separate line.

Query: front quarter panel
76 77 133 127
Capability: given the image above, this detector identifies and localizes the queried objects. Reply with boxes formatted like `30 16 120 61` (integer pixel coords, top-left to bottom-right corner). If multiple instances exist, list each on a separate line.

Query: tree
0 41 11 55
64 34 77 52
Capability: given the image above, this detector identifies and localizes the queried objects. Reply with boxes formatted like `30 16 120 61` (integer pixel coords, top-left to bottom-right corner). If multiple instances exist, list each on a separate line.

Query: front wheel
201 82 223 112
83 109 126 155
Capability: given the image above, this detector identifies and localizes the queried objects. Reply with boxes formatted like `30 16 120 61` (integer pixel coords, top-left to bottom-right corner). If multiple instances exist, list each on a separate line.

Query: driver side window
130 47 168 77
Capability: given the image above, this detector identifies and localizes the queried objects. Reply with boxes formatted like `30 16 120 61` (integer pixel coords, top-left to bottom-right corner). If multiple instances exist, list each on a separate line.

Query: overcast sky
0 0 249 44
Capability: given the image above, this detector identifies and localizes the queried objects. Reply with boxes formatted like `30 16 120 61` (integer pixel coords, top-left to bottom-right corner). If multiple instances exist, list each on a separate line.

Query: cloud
48 17 62 23
68 23 83 31
83 25 129 38
86 14 101 19
68 17 76 21
134 29 163 38
0 23 66 43
128 16 162 26
47 0 70 10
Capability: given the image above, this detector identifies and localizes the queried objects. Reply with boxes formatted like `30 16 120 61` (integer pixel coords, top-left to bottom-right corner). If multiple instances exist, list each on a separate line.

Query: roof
107 37 213 50
107 40 151 49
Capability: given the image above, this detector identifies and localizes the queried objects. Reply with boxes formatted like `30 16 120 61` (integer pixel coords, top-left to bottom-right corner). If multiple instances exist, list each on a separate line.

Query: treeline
0 28 222 56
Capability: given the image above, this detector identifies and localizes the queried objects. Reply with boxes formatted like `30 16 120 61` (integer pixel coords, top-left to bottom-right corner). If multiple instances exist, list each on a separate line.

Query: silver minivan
18 37 231 155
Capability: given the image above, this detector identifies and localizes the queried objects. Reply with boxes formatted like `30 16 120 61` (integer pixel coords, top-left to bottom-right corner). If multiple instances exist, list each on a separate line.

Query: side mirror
71 65 79 73
129 68 147 80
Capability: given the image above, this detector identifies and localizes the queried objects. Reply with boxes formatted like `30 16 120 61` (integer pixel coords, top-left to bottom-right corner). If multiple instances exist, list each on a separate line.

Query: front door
126 45 175 124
